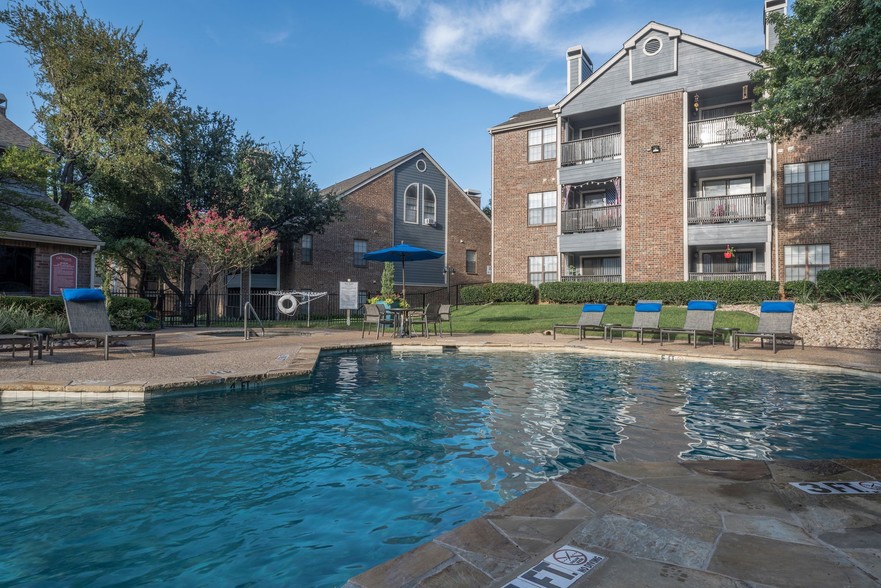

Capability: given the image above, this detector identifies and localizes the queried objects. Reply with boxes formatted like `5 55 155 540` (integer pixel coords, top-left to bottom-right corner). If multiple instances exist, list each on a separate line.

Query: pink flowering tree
151 205 277 324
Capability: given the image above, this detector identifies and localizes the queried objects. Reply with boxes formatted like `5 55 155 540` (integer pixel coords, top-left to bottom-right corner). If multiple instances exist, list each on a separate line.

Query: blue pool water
1 350 879 586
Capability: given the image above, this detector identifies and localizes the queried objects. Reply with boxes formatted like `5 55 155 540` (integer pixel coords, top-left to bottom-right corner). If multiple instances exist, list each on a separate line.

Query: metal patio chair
553 303 607 340
734 301 804 353
607 300 663 344
660 300 720 347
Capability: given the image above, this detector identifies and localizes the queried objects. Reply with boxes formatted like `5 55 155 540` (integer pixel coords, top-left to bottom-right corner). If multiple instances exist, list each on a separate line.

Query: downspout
490 132 495 283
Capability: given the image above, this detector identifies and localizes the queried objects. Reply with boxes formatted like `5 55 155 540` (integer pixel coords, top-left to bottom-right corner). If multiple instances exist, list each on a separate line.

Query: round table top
15 327 56 335
714 327 740 332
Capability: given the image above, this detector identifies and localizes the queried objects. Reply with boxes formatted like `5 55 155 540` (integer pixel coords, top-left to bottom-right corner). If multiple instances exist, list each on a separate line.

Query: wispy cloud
372 0 764 103
259 30 291 45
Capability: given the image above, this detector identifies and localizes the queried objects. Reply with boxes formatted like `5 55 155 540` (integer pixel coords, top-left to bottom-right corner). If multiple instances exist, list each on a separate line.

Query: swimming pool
1 350 879 586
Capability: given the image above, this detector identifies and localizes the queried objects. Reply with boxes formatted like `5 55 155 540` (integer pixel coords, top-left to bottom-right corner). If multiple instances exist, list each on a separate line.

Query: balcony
561 133 621 166
688 193 766 224
689 272 766 281
688 115 757 148
561 205 621 234
561 274 622 283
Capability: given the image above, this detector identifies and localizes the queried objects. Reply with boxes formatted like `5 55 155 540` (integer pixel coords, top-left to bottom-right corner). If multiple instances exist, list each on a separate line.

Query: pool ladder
243 302 266 341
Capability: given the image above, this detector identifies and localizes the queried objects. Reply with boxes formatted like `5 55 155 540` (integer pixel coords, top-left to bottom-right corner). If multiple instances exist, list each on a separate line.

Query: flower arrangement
723 244 736 260
367 293 409 308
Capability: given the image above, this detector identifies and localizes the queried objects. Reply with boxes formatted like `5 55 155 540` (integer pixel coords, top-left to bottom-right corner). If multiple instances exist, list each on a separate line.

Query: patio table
389 307 424 338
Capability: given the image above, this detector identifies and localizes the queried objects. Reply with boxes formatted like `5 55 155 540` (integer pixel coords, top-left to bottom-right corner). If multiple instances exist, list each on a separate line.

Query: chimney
465 189 482 209
566 46 593 94
764 0 786 51
0 93 7 117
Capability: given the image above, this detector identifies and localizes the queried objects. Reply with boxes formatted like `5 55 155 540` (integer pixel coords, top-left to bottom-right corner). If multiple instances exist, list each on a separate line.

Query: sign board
791 481 881 495
339 281 360 310
49 253 78 296
503 545 605 588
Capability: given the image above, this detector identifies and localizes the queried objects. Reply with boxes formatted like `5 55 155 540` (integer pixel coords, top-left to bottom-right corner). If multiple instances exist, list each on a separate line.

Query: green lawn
444 303 759 335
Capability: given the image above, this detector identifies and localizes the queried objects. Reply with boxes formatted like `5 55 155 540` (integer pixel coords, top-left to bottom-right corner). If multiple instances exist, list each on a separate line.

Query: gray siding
630 32 676 82
393 156 446 287
560 159 622 185
687 222 770 246
688 140 769 168
562 40 760 117
559 229 622 253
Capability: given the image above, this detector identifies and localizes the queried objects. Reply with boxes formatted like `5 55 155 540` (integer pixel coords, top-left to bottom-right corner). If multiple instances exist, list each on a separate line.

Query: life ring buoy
277 294 299 315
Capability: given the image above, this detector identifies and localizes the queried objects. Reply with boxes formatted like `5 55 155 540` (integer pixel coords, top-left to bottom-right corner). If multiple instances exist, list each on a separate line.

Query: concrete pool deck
2 328 880 586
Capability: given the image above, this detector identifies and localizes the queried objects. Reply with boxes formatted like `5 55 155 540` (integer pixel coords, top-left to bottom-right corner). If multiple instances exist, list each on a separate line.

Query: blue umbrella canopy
363 243 445 297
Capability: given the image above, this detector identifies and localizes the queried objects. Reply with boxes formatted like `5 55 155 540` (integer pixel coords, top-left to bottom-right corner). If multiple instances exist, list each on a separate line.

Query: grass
443 303 759 335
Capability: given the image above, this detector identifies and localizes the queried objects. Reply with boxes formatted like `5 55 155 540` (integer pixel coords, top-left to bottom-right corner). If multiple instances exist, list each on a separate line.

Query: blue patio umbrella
363 243 445 298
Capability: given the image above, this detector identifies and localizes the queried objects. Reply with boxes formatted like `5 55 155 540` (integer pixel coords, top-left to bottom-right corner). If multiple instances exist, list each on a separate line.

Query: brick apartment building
489 0 880 288
0 94 102 296
257 148 491 307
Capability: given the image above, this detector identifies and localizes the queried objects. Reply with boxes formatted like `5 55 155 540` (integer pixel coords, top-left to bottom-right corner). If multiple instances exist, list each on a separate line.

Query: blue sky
1 0 767 206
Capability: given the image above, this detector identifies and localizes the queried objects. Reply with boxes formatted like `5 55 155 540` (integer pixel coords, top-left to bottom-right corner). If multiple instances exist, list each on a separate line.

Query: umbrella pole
401 259 406 299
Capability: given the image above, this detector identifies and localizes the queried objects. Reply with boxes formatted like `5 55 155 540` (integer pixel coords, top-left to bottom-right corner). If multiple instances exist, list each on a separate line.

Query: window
300 235 313 264
581 256 621 278
702 177 753 197
528 255 557 287
528 191 556 225
527 126 556 162
423 187 436 224
0 245 34 294
465 250 476 274
404 184 419 223
784 244 830 282
354 239 367 267
785 161 829 204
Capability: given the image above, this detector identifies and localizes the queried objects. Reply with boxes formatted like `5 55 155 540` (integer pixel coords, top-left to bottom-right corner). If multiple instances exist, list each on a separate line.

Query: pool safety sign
503 545 605 588
791 481 881 495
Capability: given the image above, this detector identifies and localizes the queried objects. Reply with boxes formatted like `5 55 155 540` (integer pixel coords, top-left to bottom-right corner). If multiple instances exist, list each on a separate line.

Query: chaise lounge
56 288 156 360
607 300 662 344
733 300 804 353
659 300 720 347
553 303 607 340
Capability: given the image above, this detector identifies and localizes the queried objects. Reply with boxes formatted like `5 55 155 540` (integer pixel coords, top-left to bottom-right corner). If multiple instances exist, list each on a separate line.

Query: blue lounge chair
734 301 804 353
607 300 662 344
660 300 720 347
553 303 607 340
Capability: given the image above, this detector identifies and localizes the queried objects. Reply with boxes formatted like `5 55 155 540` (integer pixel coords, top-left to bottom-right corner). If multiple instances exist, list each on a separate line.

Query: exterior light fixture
650 145 661 154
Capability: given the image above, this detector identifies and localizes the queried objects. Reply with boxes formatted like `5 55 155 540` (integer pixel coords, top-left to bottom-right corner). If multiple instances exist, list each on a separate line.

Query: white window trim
642 36 663 56
422 186 436 224
698 174 757 196
403 182 420 224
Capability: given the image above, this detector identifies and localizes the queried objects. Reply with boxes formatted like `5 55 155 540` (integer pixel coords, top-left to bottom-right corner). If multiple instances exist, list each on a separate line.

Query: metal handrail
243 301 266 340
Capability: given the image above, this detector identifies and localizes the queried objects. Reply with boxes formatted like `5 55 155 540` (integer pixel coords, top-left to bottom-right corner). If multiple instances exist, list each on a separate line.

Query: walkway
1 328 880 587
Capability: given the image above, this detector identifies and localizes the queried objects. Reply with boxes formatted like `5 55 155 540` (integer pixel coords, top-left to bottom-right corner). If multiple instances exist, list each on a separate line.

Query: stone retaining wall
725 303 881 350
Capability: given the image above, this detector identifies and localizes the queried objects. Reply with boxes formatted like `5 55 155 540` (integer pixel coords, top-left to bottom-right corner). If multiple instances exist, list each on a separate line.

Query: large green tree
0 144 61 231
748 0 881 139
0 0 177 211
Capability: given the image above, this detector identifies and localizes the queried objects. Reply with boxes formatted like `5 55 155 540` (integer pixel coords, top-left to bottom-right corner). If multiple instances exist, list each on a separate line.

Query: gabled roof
488 107 554 133
2 186 102 246
0 112 41 151
554 21 761 112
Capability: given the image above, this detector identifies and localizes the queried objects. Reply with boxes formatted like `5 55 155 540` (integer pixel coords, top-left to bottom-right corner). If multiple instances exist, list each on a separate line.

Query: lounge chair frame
659 301 720 347
553 304 607 340
0 334 34 365
57 289 156 360
734 301 804 353
607 300 662 344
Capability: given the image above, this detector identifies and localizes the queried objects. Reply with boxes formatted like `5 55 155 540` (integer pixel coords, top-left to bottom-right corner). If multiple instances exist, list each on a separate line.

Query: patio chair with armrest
55 288 156 360
362 303 395 339
435 304 453 336
607 300 663 344
734 300 804 353
553 303 607 340
659 300 720 347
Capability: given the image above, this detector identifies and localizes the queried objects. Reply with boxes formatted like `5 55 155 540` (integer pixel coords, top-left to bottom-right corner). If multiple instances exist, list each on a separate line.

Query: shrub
783 280 817 301
816 268 881 301
0 304 69 334
461 283 536 304
0 296 64 315
538 280 780 305
107 296 157 330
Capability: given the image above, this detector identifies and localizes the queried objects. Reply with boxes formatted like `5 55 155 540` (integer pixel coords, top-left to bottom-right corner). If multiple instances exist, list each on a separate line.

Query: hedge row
817 268 881 300
460 283 536 304
0 295 156 331
538 280 781 305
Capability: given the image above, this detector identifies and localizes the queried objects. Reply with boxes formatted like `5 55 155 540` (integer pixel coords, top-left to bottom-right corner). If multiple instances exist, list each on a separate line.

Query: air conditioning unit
423 218 435 226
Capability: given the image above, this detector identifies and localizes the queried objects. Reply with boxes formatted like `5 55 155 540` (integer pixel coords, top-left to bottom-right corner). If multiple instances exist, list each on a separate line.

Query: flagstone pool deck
2 328 880 587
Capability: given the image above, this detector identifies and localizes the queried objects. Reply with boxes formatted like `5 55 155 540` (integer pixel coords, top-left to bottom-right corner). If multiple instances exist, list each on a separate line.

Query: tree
1 0 178 210
0 144 61 230
482 199 492 219
746 0 881 139
151 206 277 323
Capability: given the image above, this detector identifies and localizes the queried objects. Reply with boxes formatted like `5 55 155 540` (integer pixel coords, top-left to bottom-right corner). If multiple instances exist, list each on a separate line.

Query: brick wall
775 116 881 276
491 124 558 283
623 91 684 282
1 238 93 296
446 183 491 285
282 172 394 297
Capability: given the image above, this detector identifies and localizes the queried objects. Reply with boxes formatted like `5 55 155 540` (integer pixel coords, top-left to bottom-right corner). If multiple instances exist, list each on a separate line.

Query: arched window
422 186 436 224
404 184 419 223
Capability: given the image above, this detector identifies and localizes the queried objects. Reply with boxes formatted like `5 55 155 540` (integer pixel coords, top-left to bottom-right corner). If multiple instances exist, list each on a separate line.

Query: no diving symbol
553 549 588 566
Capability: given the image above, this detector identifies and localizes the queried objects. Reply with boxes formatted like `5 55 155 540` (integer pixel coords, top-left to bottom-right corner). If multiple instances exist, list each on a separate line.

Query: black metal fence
111 283 483 328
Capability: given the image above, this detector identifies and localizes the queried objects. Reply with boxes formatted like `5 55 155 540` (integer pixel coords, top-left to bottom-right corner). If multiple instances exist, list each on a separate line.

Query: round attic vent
416 159 427 172
643 37 662 56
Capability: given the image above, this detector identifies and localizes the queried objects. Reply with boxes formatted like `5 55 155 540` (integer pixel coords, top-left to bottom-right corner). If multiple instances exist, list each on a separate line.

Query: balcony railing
688 193 766 224
561 205 621 233
561 274 622 283
688 114 758 148
689 272 766 281
561 133 621 166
